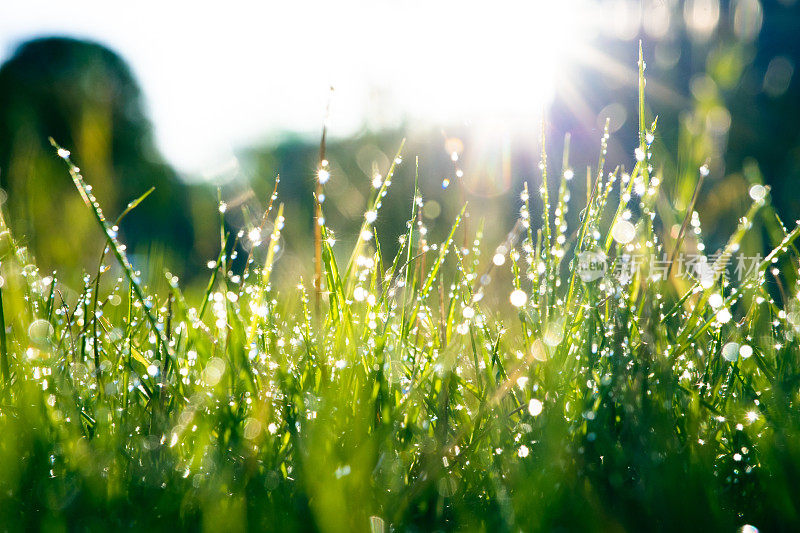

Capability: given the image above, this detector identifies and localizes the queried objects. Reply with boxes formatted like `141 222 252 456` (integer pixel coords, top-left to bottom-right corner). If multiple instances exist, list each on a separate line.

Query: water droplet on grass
528 399 543 417
353 286 367 302
722 342 740 361
248 228 262 245
509 289 527 307
717 308 733 324
709 293 723 308
749 184 767 202
612 220 636 244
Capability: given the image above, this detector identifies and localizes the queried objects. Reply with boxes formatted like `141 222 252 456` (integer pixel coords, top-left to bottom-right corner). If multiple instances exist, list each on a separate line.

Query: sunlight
383 0 588 124
0 0 593 172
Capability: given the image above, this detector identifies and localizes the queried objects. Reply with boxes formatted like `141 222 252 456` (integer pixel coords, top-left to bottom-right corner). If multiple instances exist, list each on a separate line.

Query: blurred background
0 0 798 287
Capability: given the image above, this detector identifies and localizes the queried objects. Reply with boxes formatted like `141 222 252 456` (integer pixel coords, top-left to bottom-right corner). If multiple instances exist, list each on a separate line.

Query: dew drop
509 289 527 307
353 286 367 302
611 220 636 244
749 184 767 202
717 308 733 324
528 399 543 417
708 293 723 309
722 342 740 361
248 228 262 244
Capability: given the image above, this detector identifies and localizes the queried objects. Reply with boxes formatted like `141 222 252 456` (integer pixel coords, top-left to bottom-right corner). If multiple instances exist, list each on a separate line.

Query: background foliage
1 1 800 531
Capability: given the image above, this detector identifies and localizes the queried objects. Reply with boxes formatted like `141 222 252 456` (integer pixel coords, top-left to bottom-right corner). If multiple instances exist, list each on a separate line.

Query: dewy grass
1 49 800 531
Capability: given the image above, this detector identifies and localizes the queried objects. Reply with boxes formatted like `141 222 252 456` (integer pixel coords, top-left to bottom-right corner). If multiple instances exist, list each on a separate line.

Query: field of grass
2 50 800 531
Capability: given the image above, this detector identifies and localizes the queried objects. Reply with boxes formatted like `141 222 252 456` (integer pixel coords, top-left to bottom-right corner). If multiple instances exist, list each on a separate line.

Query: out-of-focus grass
1 48 800 532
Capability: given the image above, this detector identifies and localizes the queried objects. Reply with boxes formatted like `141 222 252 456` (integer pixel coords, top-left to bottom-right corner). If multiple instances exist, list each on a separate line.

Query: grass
2 48 800 531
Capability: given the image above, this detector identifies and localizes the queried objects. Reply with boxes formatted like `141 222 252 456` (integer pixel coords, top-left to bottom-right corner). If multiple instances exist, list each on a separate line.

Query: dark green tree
0 37 194 276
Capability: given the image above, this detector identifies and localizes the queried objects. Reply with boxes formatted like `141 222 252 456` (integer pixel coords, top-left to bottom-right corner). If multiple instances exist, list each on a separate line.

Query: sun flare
382 0 588 124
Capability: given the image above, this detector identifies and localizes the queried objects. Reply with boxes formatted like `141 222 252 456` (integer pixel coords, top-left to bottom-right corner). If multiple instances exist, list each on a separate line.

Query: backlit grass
1 49 800 531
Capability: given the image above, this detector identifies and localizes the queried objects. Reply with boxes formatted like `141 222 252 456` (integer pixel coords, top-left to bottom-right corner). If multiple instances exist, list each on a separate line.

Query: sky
0 0 590 174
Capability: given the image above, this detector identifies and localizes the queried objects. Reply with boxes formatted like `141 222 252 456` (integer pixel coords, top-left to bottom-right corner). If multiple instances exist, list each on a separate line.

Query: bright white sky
0 0 589 175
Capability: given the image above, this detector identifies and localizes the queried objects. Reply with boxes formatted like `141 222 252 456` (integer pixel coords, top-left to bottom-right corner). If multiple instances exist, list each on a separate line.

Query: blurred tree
0 37 194 278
